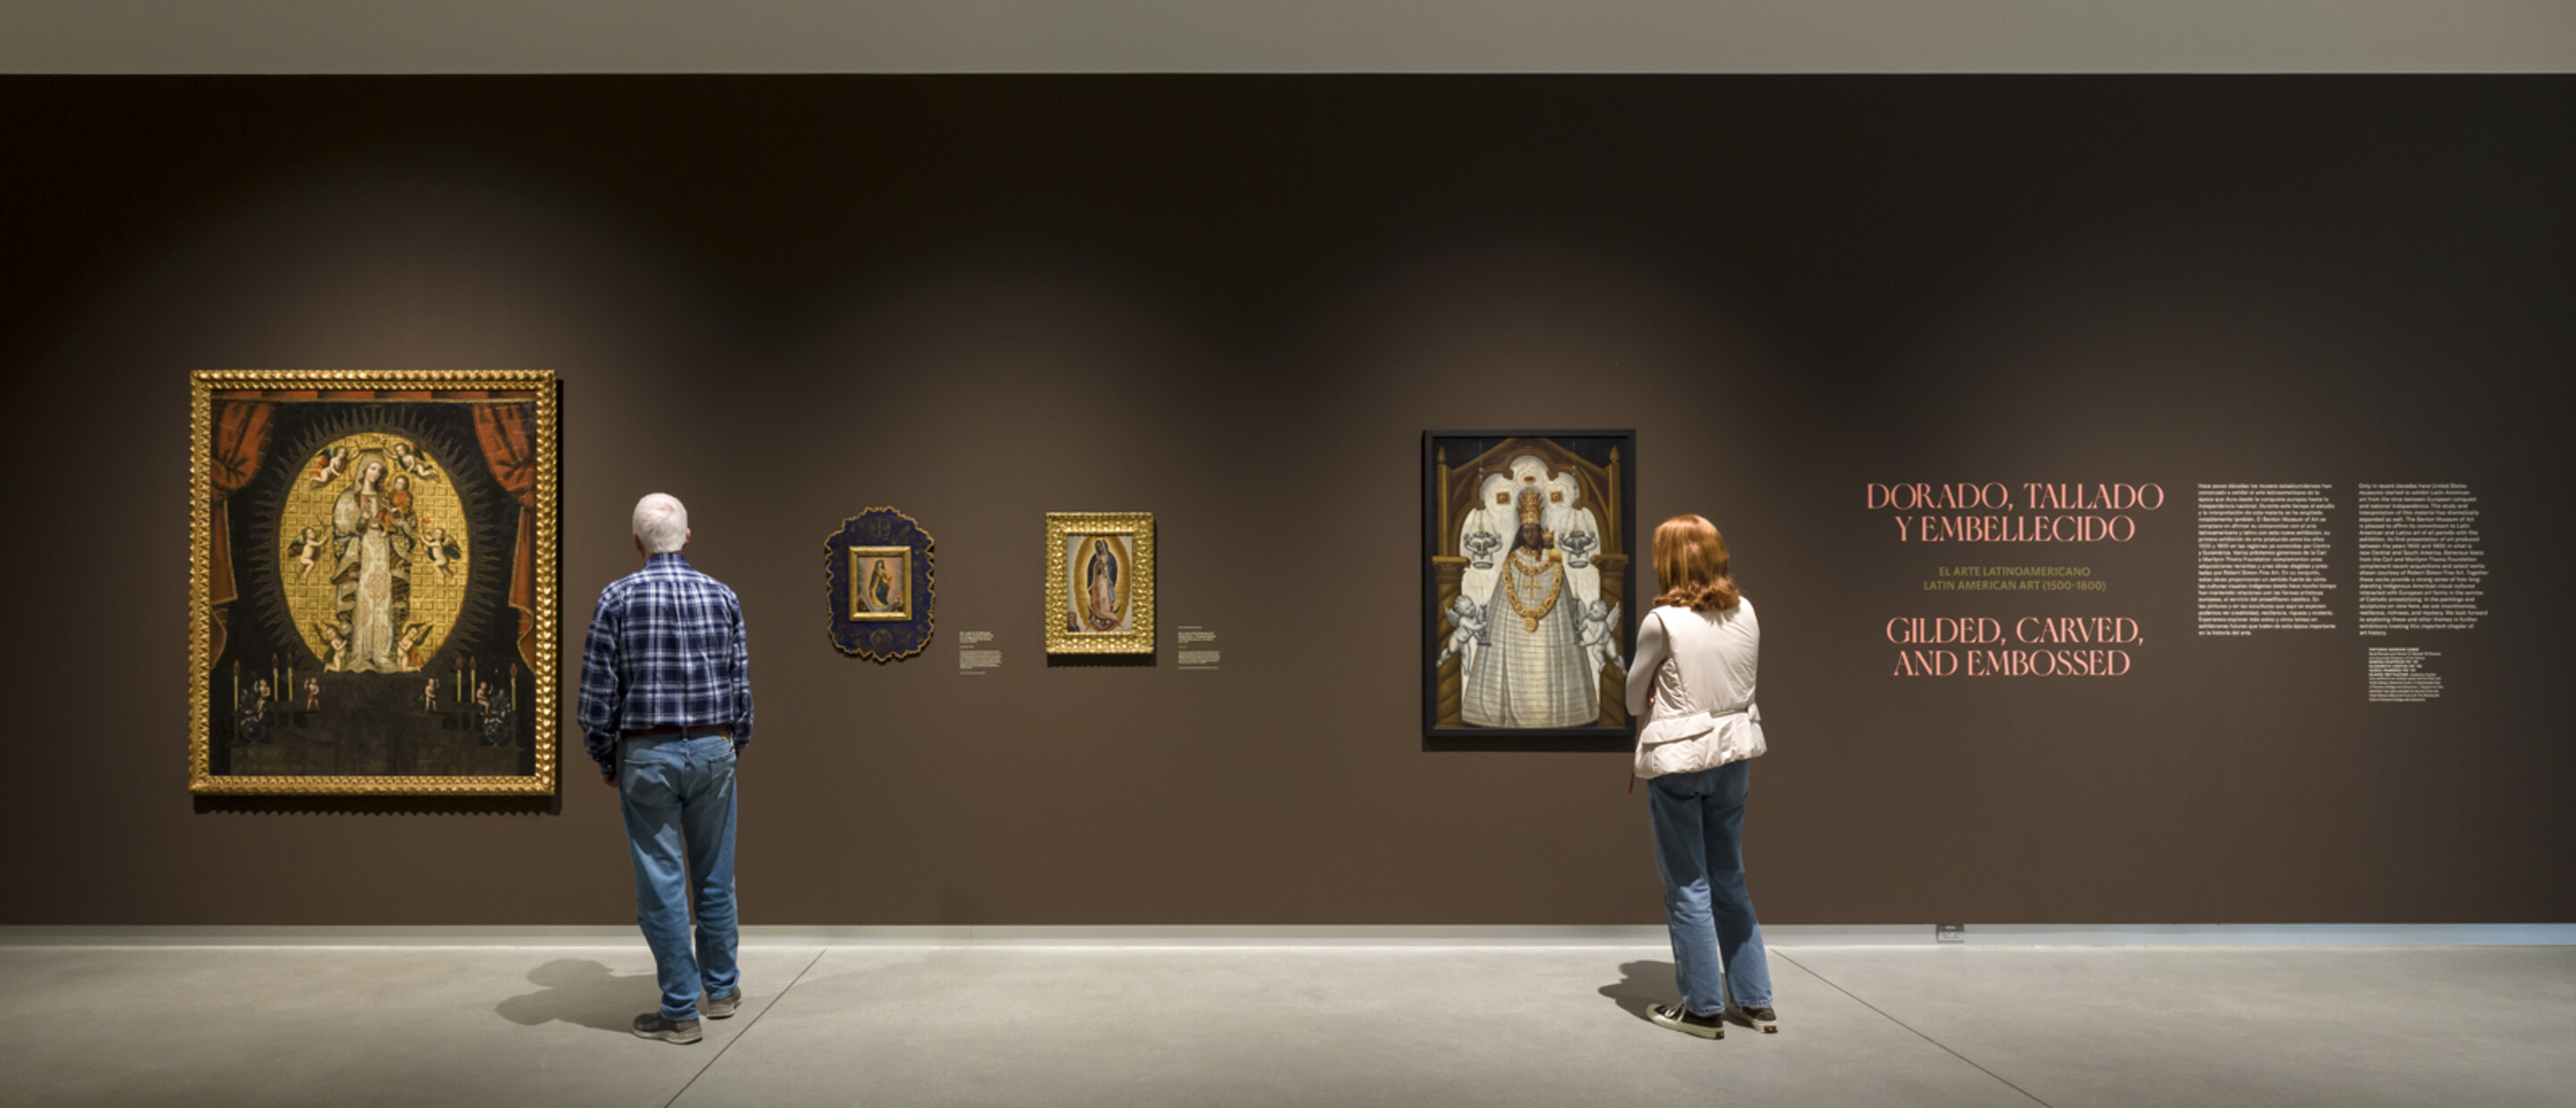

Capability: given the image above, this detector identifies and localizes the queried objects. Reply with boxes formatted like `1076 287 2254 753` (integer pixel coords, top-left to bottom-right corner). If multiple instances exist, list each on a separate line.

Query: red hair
1652 514 1740 610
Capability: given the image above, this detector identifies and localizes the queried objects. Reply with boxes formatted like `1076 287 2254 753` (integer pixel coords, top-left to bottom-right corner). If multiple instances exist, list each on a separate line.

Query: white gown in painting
327 454 417 673
1461 490 1599 728
1454 456 1617 727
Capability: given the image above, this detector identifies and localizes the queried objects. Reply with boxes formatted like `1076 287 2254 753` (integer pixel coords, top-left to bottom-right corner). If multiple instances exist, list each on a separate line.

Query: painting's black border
1422 429 1638 753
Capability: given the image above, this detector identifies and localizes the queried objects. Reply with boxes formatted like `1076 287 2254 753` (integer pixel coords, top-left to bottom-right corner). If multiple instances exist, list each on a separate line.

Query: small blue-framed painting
826 508 935 662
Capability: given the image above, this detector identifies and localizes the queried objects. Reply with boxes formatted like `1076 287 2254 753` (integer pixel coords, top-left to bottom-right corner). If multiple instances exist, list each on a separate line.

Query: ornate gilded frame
1044 511 1156 655
1422 429 1636 751
189 370 560 794
825 507 936 663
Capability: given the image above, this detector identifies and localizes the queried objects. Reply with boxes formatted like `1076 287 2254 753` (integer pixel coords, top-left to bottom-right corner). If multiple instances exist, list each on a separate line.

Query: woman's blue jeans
1648 759 1772 1016
619 733 740 1021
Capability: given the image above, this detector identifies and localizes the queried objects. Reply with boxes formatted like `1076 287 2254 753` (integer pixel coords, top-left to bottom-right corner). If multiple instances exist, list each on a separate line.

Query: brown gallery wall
0 77 2569 926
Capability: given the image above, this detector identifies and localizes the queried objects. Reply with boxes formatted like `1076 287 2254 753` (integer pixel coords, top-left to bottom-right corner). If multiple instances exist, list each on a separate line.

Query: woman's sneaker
701 988 742 1020
1648 1003 1725 1039
632 1011 703 1044
1724 1001 1779 1034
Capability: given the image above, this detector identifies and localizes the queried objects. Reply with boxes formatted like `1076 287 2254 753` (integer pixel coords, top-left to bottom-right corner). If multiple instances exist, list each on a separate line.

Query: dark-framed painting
1423 430 1637 748
826 507 936 663
1045 511 1155 655
189 370 560 794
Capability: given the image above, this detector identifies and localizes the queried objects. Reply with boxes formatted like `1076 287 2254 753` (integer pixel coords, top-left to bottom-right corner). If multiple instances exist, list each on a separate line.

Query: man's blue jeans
1647 759 1772 1016
618 733 739 1021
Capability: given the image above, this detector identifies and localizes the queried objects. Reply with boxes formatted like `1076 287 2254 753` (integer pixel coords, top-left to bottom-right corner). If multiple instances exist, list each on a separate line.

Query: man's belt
623 725 729 739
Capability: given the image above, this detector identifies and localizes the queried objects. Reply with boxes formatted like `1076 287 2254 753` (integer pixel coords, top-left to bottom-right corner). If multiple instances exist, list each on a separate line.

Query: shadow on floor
494 959 661 1034
1599 960 1678 1026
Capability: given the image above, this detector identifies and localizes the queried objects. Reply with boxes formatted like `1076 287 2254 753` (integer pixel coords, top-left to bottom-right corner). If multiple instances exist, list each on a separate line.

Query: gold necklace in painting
1503 550 1562 632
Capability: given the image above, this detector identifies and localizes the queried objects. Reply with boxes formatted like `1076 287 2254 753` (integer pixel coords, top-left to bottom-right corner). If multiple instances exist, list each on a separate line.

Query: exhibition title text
1887 615 2139 677
1867 482 2165 542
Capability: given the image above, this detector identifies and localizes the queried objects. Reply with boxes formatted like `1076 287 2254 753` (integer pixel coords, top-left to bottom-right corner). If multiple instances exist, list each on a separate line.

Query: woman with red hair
1625 514 1776 1039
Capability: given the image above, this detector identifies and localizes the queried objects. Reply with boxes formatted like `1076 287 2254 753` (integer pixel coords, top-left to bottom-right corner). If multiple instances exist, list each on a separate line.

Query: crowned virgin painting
1424 432 1636 743
189 371 559 794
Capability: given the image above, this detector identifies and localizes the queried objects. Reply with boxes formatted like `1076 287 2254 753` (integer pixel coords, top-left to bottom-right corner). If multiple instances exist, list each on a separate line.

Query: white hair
633 493 689 554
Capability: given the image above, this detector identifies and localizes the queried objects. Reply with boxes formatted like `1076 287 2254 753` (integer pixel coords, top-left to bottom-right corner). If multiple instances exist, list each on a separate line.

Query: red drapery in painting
206 399 275 659
472 401 539 667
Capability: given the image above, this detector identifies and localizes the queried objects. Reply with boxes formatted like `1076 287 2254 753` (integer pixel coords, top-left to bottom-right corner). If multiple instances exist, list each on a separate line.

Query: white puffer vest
1633 603 1766 779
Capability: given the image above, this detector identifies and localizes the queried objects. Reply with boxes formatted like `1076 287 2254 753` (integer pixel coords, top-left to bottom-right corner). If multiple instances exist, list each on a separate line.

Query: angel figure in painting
1083 540 1124 631
290 525 326 581
421 676 440 713
316 621 353 673
1435 592 1488 667
1461 487 1599 728
327 454 417 673
301 676 322 712
1578 598 1624 678
394 622 433 671
388 440 440 482
307 446 349 487
422 525 462 578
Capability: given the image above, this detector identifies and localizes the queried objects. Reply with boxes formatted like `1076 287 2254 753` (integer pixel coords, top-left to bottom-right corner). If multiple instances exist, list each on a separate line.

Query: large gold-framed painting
189 371 560 794
1045 512 1155 655
1424 431 1637 746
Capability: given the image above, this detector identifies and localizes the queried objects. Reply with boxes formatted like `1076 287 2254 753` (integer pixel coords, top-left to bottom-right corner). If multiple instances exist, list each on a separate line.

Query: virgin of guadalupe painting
189 371 560 794
1044 512 1154 655
1422 431 1636 746
826 508 935 662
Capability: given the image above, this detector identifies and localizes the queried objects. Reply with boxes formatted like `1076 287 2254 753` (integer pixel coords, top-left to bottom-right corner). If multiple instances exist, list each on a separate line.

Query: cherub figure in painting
1578 598 1624 677
290 525 326 581
422 525 462 577
388 439 440 482
302 676 322 711
1083 540 1123 631
307 446 349 487
316 621 353 673
1435 592 1488 667
421 676 440 712
394 622 433 671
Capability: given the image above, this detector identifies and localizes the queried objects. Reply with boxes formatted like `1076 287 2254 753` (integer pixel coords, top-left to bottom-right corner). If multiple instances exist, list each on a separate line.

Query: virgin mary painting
327 452 417 673
846 548 910 619
868 557 898 612
1041 513 1151 655
1423 431 1636 743
189 370 559 794
1082 540 1123 631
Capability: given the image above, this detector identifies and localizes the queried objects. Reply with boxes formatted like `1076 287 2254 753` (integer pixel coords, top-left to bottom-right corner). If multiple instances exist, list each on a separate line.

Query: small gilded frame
189 370 560 795
847 549 913 621
1045 512 1155 655
826 508 935 662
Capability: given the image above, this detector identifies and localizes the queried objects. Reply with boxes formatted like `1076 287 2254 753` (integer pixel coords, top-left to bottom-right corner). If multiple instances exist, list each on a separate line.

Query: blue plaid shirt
577 553 753 774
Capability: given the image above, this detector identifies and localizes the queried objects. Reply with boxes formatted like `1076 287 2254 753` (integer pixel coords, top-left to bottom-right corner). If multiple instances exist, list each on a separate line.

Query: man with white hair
577 492 754 1045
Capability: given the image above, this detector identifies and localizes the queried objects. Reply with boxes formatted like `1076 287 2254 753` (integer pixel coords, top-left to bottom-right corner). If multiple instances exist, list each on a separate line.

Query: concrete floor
5 944 2572 1107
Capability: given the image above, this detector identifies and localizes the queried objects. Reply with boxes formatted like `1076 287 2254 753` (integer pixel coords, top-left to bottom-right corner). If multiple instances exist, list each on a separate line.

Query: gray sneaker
1648 1003 1725 1039
633 1011 703 1044
701 988 743 1020
1724 1001 1779 1034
